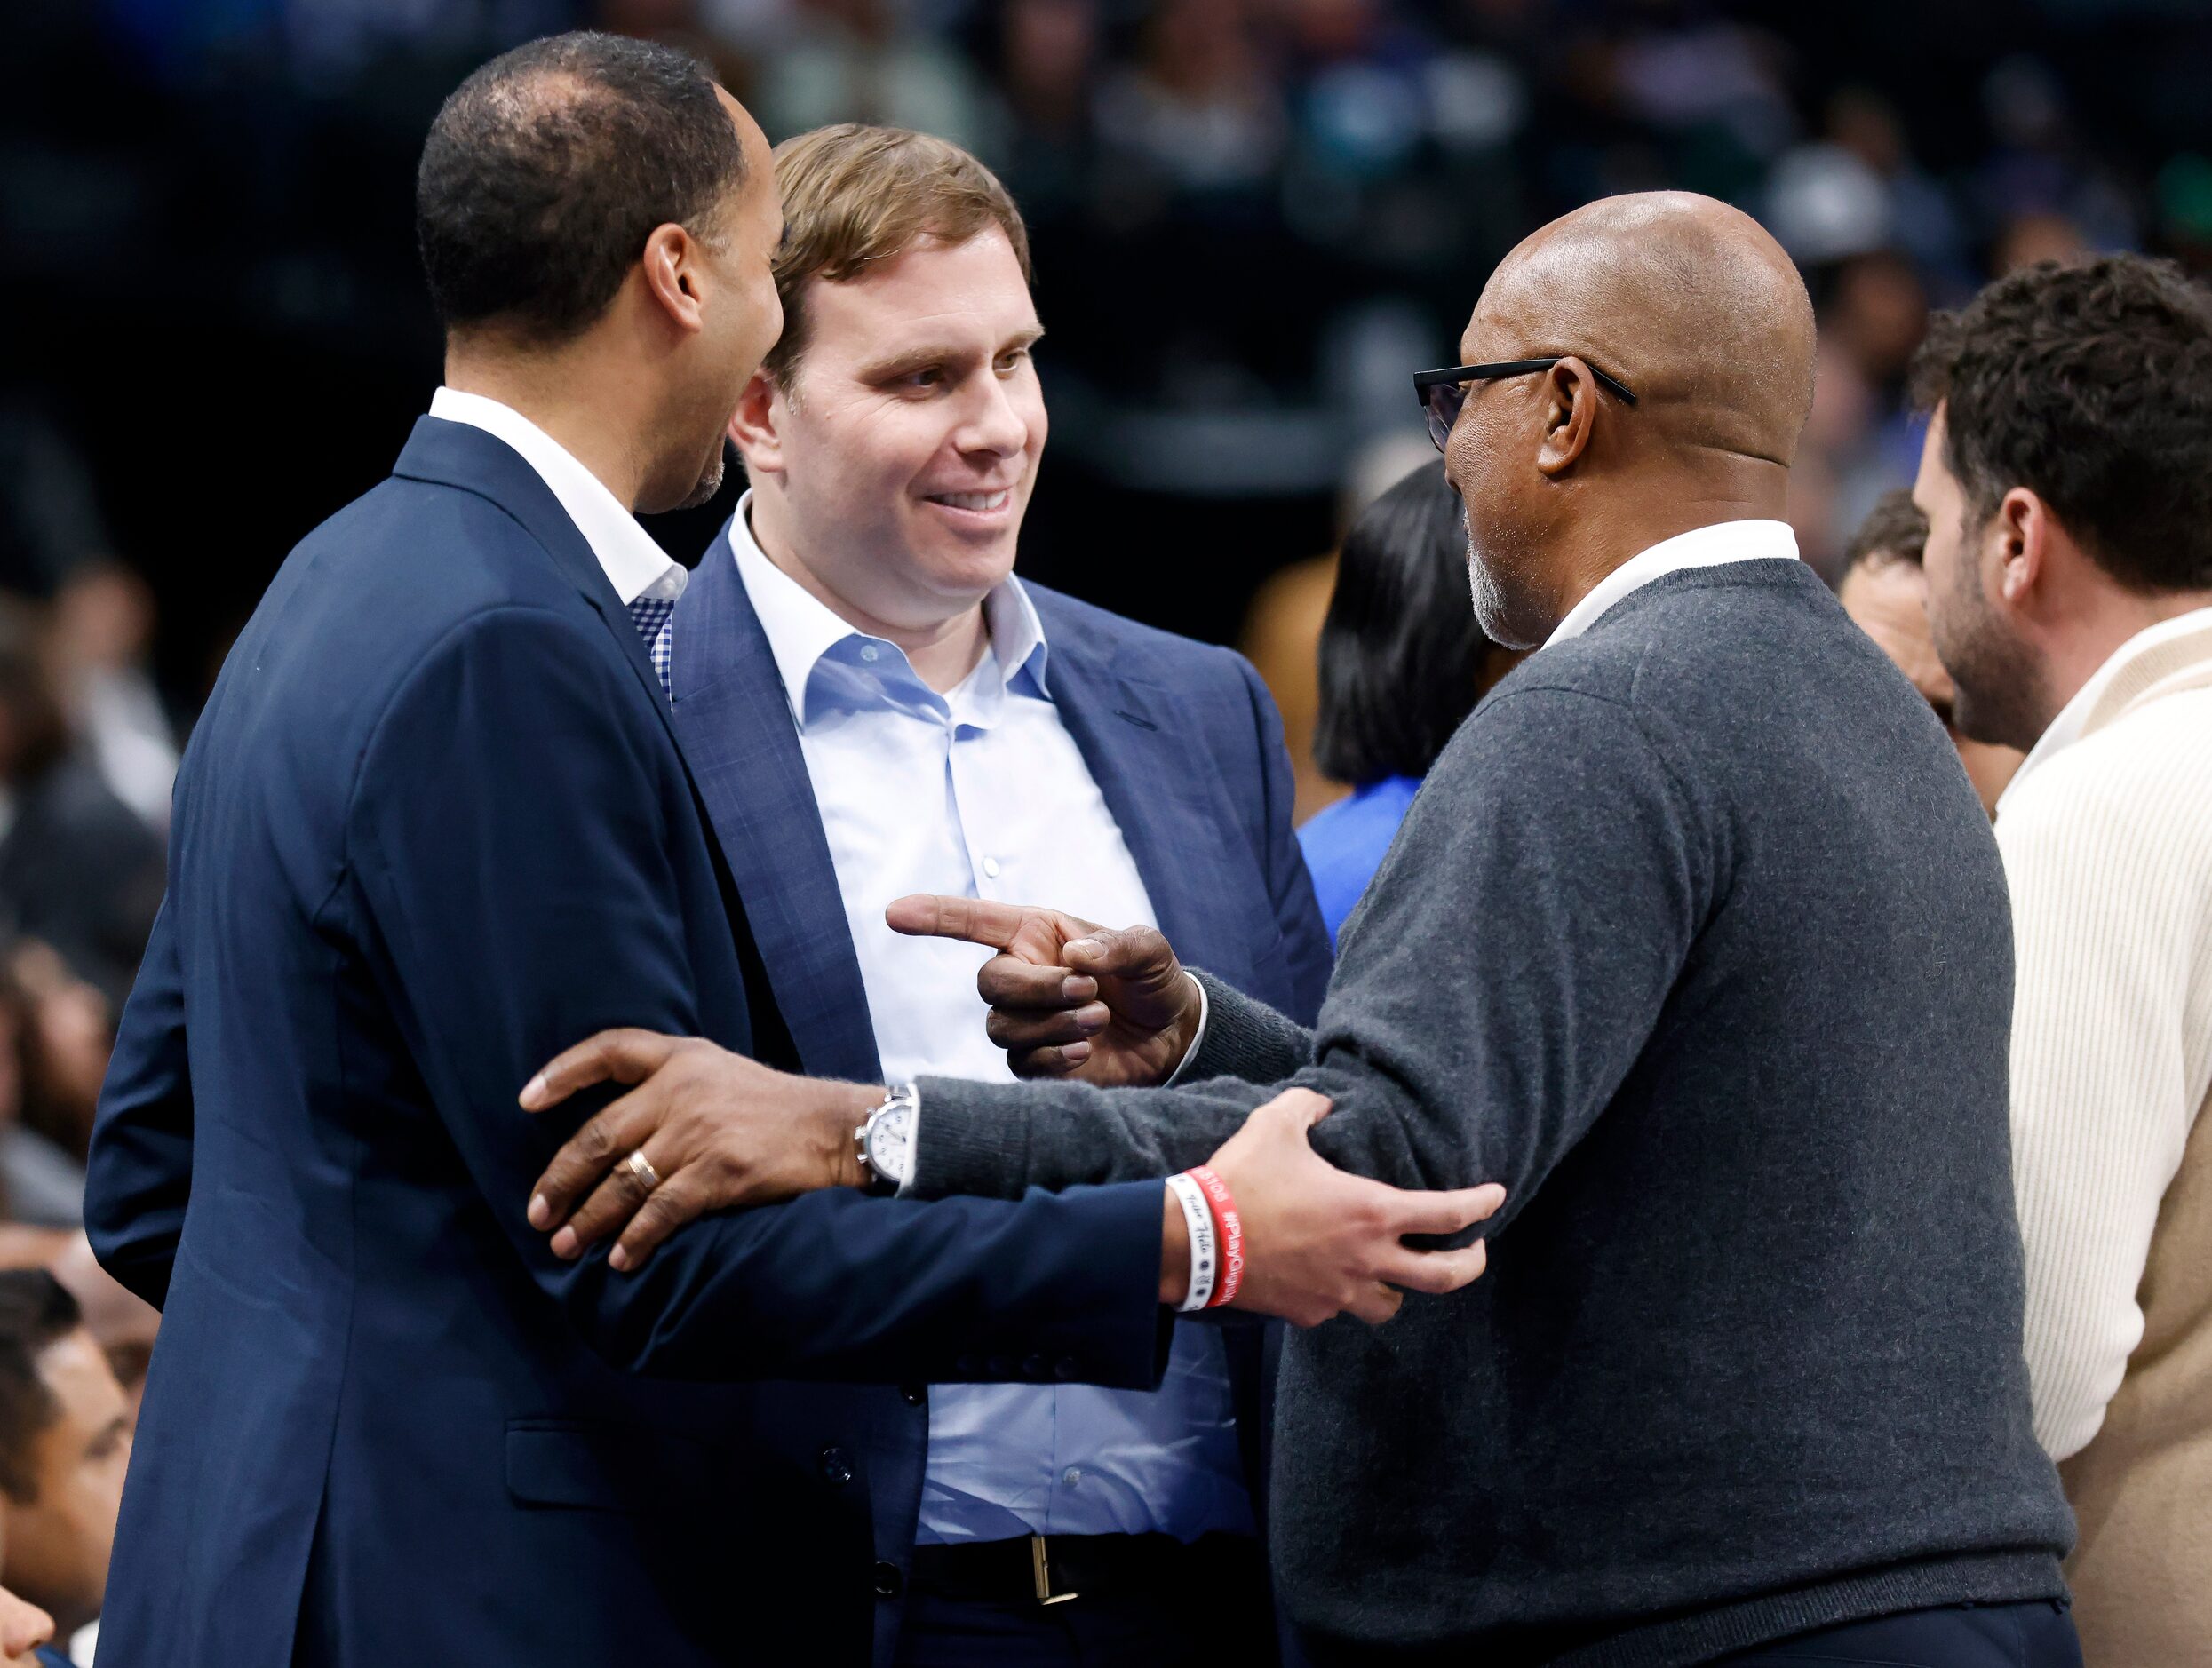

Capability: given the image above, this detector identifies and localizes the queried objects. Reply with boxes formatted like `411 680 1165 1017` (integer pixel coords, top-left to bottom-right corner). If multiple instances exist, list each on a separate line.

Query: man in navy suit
84 36 1501 1668
532 124 1334 1666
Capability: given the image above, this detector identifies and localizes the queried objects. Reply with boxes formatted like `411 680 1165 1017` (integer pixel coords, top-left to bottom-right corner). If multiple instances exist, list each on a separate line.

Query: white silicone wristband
1166 1172 1217 1314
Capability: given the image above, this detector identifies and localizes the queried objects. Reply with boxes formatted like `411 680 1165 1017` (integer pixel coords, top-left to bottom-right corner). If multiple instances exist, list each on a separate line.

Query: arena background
4 0 2209 733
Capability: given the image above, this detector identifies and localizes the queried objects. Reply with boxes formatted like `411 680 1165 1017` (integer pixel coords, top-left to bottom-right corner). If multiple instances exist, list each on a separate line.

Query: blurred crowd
8 1 2212 675
0 3 2208 1653
0 572 167 1662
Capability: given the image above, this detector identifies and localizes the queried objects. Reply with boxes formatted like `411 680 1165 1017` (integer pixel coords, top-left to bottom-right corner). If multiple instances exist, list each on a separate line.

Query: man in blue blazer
76 38 1374 1668
87 37 1492 1668
525 126 1335 1666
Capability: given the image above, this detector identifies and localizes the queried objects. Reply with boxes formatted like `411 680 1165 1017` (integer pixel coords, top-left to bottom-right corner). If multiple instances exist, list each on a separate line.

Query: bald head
1471 192 1816 467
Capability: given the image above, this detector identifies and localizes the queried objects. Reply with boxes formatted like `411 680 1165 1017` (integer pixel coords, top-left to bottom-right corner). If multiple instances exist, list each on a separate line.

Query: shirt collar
726 490 1049 725
428 387 686 607
1544 519 1800 648
1997 602 2212 815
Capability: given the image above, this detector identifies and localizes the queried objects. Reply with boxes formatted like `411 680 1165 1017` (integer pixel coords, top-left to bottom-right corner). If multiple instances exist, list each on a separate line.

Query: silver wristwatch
856 1083 919 1194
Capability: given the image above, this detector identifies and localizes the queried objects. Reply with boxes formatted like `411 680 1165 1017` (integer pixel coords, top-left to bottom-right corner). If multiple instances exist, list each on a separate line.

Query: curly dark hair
1907 255 2212 594
416 32 748 345
1315 460 1496 786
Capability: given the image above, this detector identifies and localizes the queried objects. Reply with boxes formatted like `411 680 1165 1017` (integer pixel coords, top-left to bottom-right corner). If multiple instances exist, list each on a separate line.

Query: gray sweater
911 560 2072 1665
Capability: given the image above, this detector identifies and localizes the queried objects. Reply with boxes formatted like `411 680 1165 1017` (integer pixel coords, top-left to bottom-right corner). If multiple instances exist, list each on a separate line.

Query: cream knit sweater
1996 608 2212 1664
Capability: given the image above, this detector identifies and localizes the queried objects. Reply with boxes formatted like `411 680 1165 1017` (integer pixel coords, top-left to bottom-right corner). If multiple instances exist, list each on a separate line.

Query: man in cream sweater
1913 253 2212 1664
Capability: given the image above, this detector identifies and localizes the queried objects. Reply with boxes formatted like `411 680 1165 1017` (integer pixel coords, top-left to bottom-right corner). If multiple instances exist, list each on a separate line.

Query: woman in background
1298 460 1521 941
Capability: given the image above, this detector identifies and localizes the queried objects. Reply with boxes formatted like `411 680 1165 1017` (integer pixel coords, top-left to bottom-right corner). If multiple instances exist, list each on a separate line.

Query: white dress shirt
1544 518 1801 647
728 498 1253 1546
427 387 686 608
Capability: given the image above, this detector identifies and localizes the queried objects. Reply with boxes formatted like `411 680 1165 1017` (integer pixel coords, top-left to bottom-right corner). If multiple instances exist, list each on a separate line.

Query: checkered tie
627 595 674 703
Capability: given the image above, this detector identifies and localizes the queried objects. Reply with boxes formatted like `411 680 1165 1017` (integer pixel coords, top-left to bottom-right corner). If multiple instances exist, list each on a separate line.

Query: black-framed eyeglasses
1412 358 1638 453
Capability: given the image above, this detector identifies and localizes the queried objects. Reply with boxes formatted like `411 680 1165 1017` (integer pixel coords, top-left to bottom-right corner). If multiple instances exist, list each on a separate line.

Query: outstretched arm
893 688 1712 1243
509 685 1697 1281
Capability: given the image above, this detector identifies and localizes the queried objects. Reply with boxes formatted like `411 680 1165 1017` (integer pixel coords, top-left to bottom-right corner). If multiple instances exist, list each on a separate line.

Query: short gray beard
1468 536 1547 651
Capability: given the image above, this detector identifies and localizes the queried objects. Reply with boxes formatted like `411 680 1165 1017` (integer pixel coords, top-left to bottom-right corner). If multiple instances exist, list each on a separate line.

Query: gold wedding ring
624 1149 661 1194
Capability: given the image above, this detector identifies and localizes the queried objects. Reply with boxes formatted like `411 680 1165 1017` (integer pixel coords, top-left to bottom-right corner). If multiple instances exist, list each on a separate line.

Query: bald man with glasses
519 193 2079 1666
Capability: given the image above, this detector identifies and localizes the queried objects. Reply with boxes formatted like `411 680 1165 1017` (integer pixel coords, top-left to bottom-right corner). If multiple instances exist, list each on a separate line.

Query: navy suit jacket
83 418 1185 1667
671 524 1334 1665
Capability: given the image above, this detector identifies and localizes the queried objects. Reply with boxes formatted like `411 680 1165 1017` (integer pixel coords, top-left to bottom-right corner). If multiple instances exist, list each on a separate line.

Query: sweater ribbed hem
1552 1551 2067 1667
1301 1553 2068 1667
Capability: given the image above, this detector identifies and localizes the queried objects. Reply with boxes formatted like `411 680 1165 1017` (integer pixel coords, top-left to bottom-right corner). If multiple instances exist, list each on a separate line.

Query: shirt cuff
897 1087 920 1198
1161 972 1209 1087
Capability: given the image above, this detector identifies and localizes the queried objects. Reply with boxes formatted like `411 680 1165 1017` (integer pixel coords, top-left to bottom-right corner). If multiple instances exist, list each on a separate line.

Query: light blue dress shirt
725 501 1253 1546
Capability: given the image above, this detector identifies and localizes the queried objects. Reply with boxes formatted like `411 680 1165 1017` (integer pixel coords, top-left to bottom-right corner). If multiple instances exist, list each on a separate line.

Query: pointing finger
885 894 1032 950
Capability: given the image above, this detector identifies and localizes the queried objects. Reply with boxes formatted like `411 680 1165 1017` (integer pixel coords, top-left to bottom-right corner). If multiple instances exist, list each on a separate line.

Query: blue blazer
83 418 1186 1668
671 526 1334 1665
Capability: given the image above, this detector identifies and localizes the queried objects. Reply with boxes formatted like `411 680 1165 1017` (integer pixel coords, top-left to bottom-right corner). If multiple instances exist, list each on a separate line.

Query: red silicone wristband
1185 1164 1245 1309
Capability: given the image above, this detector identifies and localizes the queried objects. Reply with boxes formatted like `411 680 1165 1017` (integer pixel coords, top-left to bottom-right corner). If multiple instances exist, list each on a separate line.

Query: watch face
867 1104 915 1185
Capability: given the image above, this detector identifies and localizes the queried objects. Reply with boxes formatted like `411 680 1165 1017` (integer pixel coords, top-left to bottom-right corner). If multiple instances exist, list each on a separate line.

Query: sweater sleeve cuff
1186 969 1317 1084
904 1076 1042 1201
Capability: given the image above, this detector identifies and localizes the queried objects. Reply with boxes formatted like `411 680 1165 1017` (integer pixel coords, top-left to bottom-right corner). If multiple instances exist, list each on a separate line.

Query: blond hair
764 124 1033 384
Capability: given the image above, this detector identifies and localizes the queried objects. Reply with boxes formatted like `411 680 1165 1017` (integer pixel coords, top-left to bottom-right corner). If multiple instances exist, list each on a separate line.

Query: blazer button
872 1561 904 1600
818 1446 854 1486
1021 1355 1047 1378
986 1357 1013 1378
900 1384 926 1406
1054 1357 1082 1380
954 1356 978 1377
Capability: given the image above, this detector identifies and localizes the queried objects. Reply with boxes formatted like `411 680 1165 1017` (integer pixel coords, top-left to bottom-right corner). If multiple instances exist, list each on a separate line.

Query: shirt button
982 857 1001 879
818 1446 854 1486
859 645 879 663
1062 1467 1083 1487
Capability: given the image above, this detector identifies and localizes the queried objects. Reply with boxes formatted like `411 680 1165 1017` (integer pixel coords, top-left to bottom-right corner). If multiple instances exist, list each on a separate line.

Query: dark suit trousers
1710 1600 2081 1667
892 1535 1270 1667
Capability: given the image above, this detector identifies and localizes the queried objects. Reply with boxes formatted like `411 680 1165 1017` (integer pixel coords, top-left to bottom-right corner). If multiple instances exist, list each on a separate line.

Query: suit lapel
391 417 676 738
669 528 883 1083
1041 619 1250 979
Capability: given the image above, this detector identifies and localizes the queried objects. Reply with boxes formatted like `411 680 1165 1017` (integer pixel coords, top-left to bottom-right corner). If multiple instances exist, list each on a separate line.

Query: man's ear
728 369 784 481
640 222 706 336
1536 357 1600 476
1993 487 2052 610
